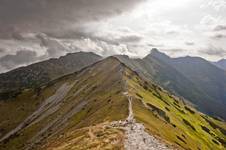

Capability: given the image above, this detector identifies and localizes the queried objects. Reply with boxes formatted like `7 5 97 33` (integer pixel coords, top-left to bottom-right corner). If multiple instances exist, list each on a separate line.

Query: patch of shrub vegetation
165 107 170 111
107 99 112 103
216 137 226 147
173 101 180 108
152 92 170 106
174 141 182 147
143 82 149 90
136 93 143 98
174 99 179 104
153 93 161 99
212 116 223 121
158 87 163 91
182 134 186 139
171 123 177 128
201 125 211 134
91 86 97 91
182 119 196 131
212 139 220 145
204 118 226 136
147 103 170 123
143 85 148 90
0 90 22 100
176 135 187 144
175 107 186 114
168 94 173 98
184 106 195 114
163 100 170 106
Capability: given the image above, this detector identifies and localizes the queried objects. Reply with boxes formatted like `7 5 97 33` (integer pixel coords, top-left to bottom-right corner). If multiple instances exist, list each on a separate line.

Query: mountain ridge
1 50 226 120
1 56 226 150
0 51 102 99
115 51 226 120
0 56 128 149
145 49 226 119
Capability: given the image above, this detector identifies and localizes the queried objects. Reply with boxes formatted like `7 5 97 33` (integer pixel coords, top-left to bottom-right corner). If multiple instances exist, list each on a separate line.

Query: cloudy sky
0 0 226 72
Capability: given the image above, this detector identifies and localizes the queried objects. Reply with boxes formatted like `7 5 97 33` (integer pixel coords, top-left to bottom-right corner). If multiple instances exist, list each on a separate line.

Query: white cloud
200 0 226 11
1 0 226 73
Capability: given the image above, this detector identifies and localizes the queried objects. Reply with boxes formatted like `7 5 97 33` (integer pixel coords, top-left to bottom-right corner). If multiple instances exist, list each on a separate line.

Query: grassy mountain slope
0 52 101 99
171 56 226 105
0 57 128 150
0 57 225 150
124 67 226 150
147 51 226 120
116 50 226 120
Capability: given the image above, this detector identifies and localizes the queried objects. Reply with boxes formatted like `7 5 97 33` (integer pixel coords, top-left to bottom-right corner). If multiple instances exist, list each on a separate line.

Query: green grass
0 58 128 150
1 57 226 150
40 123 125 150
124 67 226 150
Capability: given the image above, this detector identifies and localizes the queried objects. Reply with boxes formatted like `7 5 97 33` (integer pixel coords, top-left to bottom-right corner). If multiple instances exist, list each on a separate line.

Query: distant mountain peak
145 48 171 62
213 59 226 70
0 51 102 97
150 48 159 53
218 58 226 63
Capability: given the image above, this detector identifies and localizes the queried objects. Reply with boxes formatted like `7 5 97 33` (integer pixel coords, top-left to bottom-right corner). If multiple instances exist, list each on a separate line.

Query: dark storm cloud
0 33 71 72
0 0 144 38
11 32 25 41
46 27 92 40
0 50 38 70
0 48 5 53
36 33 69 57
46 26 143 46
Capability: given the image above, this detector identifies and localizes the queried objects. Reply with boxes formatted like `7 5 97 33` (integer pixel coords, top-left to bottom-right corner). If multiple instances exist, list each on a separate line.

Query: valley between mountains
0 56 226 150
